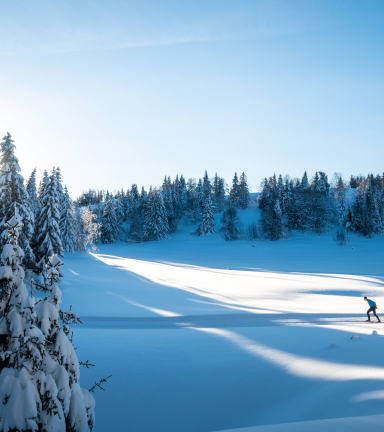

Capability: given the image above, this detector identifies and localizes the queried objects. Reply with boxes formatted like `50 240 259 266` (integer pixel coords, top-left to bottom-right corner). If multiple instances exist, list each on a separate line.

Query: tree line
259 171 384 241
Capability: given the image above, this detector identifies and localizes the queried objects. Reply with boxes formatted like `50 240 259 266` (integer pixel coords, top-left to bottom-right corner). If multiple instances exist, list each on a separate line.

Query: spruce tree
261 200 286 241
238 172 250 209
228 172 240 207
33 169 64 272
0 213 96 431
220 207 241 241
196 196 216 236
38 170 49 202
362 178 382 237
337 191 347 226
179 175 187 214
60 186 77 252
55 167 64 207
26 168 40 218
144 191 169 241
202 170 212 199
0 133 35 270
101 200 118 244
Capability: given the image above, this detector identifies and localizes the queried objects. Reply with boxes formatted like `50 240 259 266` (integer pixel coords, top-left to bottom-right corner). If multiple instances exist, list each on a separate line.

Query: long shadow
80 312 364 330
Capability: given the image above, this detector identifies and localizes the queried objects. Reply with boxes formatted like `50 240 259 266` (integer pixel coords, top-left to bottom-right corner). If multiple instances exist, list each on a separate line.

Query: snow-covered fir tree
228 172 240 207
81 207 100 251
144 190 169 241
213 173 226 212
0 213 96 431
238 172 250 209
362 177 382 237
220 206 241 241
71 203 86 251
337 190 347 226
0 133 35 270
261 200 286 241
202 171 212 199
55 167 64 206
60 186 77 252
101 200 119 244
38 170 49 202
26 168 40 218
33 169 64 273
196 196 215 236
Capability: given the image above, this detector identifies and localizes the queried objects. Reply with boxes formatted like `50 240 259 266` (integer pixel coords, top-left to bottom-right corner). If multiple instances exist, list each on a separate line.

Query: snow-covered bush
333 228 349 246
245 222 259 240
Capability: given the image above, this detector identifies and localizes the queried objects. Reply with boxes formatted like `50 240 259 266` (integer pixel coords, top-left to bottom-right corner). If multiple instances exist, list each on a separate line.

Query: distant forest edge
1 131 382 281
75 171 383 244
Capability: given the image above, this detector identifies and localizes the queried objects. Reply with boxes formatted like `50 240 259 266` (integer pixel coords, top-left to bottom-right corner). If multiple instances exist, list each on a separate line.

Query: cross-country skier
364 297 381 322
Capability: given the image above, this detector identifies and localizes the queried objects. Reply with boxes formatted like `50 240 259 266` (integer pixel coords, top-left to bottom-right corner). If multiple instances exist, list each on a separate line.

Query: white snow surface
62 203 384 431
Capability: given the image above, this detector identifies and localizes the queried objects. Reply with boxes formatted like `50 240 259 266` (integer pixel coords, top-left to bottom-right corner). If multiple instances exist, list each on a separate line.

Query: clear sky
1 0 383 197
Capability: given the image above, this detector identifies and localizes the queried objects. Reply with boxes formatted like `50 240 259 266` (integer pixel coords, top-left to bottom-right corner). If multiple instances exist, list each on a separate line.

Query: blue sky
1 0 383 196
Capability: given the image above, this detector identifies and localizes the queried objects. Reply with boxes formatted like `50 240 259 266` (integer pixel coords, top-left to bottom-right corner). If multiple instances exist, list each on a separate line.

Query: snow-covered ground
63 204 384 431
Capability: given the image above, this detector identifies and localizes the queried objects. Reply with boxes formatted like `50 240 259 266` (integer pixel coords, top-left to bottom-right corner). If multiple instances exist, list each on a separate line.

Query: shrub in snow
220 207 242 241
333 228 349 246
245 222 259 240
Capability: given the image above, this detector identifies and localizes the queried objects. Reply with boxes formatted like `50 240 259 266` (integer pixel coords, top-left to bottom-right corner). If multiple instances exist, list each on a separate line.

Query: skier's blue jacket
367 299 377 308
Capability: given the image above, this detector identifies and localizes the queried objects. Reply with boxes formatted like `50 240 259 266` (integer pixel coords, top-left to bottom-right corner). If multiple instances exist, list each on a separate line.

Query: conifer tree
33 169 64 272
353 189 364 232
0 133 35 270
38 170 49 202
179 175 187 214
220 207 241 241
26 168 40 218
346 206 353 231
228 172 240 207
0 213 96 431
196 179 204 216
337 191 347 226
101 200 118 244
144 191 169 241
238 172 250 209
196 196 216 236
202 171 212 199
60 186 77 252
261 200 286 241
362 178 382 237
55 167 64 206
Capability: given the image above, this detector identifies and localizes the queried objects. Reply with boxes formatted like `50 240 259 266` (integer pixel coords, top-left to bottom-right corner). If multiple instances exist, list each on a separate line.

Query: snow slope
218 414 384 432
62 203 384 431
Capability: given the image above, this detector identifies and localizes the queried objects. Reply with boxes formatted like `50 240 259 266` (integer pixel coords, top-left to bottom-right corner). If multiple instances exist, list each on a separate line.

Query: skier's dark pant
367 307 379 321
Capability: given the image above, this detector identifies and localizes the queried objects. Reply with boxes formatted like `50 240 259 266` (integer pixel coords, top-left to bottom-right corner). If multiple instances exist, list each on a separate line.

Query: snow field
62 205 384 431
